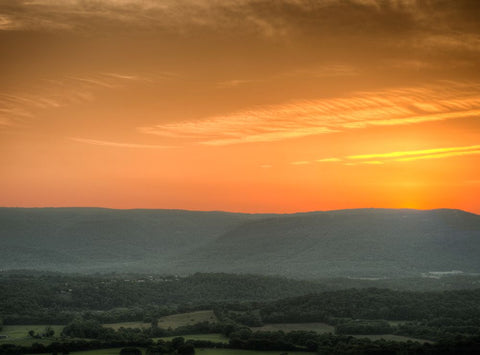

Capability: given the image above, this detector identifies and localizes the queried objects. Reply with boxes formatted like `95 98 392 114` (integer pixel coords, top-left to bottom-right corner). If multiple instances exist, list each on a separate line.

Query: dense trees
3 271 480 325
259 288 480 324
119 348 141 355
335 320 392 335
0 272 329 324
3 332 480 355
62 319 107 339
4 272 480 353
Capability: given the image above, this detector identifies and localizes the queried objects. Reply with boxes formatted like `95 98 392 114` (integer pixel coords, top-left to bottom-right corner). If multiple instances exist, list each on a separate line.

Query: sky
1 0 480 213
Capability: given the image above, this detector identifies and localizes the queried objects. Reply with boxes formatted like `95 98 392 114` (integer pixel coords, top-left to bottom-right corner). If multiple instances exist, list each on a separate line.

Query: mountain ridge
1 207 479 277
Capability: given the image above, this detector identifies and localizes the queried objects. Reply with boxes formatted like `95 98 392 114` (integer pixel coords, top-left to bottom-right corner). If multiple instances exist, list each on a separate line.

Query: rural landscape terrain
1 207 480 354
2 0 480 353
2 207 480 278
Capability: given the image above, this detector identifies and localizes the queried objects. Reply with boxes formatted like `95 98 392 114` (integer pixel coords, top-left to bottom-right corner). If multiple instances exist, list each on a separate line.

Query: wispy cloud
216 79 258 89
67 76 118 89
3 0 480 54
0 14 18 30
316 158 342 162
420 34 480 53
357 160 384 165
395 149 480 162
70 137 175 149
314 144 480 165
282 64 359 78
348 145 480 160
339 160 384 166
0 72 152 127
0 116 14 126
101 73 145 81
141 82 480 145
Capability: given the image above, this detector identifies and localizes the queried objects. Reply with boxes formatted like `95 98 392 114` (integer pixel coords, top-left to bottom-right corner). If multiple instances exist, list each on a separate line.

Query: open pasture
195 349 315 355
157 333 227 343
157 310 217 329
0 324 64 346
60 348 314 355
49 348 146 355
351 334 433 343
103 310 217 330
252 323 334 334
102 322 150 330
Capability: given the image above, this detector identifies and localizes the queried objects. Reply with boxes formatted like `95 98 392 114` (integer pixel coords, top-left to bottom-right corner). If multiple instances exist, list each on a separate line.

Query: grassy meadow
56 348 315 355
252 323 334 333
156 310 217 329
101 322 150 331
0 324 64 346
351 334 433 343
103 310 217 330
157 333 228 343
42 348 145 355
195 350 315 355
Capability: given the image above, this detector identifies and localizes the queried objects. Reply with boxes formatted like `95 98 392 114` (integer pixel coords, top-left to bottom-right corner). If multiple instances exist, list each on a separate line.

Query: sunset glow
1 0 480 213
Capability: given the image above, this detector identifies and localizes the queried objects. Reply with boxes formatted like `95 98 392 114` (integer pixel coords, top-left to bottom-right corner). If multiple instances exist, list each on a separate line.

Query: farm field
351 334 433 343
250 323 431 343
195 349 315 355
102 322 150 330
45 348 146 355
59 348 314 355
252 323 334 333
157 333 228 343
103 310 217 330
0 325 64 346
157 310 218 328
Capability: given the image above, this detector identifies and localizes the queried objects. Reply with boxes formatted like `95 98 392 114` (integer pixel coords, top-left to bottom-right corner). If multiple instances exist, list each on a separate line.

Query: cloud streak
316 158 342 162
395 149 480 162
0 72 152 127
313 144 480 166
141 82 480 145
70 137 175 149
349 145 480 160
2 0 480 53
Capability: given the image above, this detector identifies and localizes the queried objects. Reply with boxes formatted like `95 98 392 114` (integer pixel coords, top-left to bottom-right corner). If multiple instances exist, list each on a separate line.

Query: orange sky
1 0 480 213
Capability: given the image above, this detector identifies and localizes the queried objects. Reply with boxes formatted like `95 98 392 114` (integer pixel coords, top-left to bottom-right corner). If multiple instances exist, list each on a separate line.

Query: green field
52 348 146 355
158 333 228 343
196 350 315 355
104 310 218 330
0 324 64 346
63 348 314 355
351 334 433 343
251 323 432 343
157 310 217 329
102 321 151 330
252 323 334 334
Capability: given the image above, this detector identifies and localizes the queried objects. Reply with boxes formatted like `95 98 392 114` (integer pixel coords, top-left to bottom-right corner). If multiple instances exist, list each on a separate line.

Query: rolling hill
0 208 262 272
1 207 479 277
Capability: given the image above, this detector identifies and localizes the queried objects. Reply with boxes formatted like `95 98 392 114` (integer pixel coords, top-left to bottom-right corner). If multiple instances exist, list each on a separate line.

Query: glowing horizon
1 0 480 214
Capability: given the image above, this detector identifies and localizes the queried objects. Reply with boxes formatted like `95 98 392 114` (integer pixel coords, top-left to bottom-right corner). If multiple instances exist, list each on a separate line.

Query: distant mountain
174 208 480 277
0 207 262 272
1 207 479 277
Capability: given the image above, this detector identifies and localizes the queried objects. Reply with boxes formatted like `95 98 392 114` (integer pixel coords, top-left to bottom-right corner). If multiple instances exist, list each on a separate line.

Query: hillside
175 208 480 277
0 208 261 272
1 207 479 277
